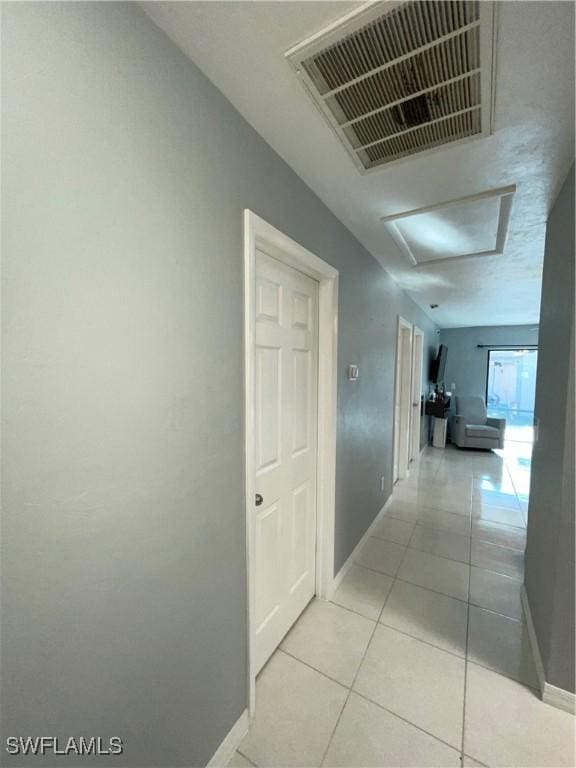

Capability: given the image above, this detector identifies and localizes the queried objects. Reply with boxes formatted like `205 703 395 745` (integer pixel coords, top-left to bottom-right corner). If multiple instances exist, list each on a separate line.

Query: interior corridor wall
0 4 437 766
525 163 575 695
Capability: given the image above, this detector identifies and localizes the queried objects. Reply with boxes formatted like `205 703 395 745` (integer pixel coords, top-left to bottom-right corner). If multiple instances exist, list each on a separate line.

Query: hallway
231 446 574 767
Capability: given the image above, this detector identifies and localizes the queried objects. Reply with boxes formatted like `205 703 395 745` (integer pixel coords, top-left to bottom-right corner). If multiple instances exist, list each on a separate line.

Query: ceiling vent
286 1 496 172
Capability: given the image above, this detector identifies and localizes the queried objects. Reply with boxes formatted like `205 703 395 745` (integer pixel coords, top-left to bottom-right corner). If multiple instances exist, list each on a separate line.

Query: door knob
255 494 263 506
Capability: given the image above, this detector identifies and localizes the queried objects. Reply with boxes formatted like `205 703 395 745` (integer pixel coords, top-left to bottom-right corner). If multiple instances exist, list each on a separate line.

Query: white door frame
393 316 413 482
409 326 425 462
243 210 338 716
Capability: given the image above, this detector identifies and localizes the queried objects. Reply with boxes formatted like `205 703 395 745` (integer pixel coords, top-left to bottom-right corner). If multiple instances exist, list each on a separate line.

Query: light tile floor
232 444 575 767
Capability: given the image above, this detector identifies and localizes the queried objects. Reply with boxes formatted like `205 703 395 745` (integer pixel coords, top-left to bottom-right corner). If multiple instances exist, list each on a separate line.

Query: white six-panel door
253 250 319 674
410 328 424 462
394 318 413 483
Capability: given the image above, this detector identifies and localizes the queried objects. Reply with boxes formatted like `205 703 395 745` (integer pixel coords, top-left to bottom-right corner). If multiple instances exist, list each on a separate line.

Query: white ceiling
142 1 575 328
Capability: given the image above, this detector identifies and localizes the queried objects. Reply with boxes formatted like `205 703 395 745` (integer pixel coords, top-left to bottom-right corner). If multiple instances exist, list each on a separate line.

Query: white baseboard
543 682 576 714
207 709 249 767
521 586 547 691
328 495 393 600
521 586 575 715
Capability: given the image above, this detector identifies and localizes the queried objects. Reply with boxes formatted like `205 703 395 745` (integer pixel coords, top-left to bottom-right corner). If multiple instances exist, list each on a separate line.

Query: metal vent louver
286 1 495 172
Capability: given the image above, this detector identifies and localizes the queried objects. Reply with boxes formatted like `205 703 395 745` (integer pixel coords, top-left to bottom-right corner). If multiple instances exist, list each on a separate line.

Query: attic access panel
286 1 496 172
380 185 516 267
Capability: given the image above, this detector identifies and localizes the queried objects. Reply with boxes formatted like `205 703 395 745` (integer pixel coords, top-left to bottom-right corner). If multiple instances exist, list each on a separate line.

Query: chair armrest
486 417 506 448
452 415 467 444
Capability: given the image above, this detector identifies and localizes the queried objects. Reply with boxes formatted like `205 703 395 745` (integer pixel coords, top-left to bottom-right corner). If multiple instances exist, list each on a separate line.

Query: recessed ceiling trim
382 184 516 268
380 184 517 223
387 222 418 266
286 1 496 173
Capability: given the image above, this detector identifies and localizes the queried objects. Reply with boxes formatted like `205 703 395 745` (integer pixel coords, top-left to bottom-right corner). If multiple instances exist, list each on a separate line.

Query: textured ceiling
142 1 575 328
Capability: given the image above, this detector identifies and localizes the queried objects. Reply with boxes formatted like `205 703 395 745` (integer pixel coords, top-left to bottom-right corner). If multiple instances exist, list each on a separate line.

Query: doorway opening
486 348 538 445
393 317 413 482
409 327 424 463
486 347 538 487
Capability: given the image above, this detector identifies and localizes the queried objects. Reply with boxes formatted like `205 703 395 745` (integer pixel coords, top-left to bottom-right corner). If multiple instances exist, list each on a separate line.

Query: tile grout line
334 555 475 662
392 531 412 582
330 595 392 624
278 648 350 691
353 551 525 621
464 658 541 695
235 748 257 767
352 559 464 602
385 509 473 532
459 527 473 763
469 562 524 583
351 688 464 756
297 603 541 698
244 450 535 768
404 519 418 552
509 468 529 526
252 485 417 768
470 537 526 555
380 509 526 570
327 510 472 756
352 554 401 582
351 456 514 759
319 554 401 767
285 627 468 757
376 619 466 661
389 499 474 521
405 540 471 566
505 456 524 506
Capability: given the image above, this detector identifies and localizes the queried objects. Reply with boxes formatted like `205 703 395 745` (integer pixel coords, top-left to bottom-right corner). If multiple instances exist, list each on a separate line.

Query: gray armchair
452 396 505 450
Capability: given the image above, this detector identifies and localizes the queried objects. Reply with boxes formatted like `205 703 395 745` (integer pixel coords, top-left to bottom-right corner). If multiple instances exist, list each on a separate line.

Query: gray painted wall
525 164 575 694
439 325 540 409
0 3 437 766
